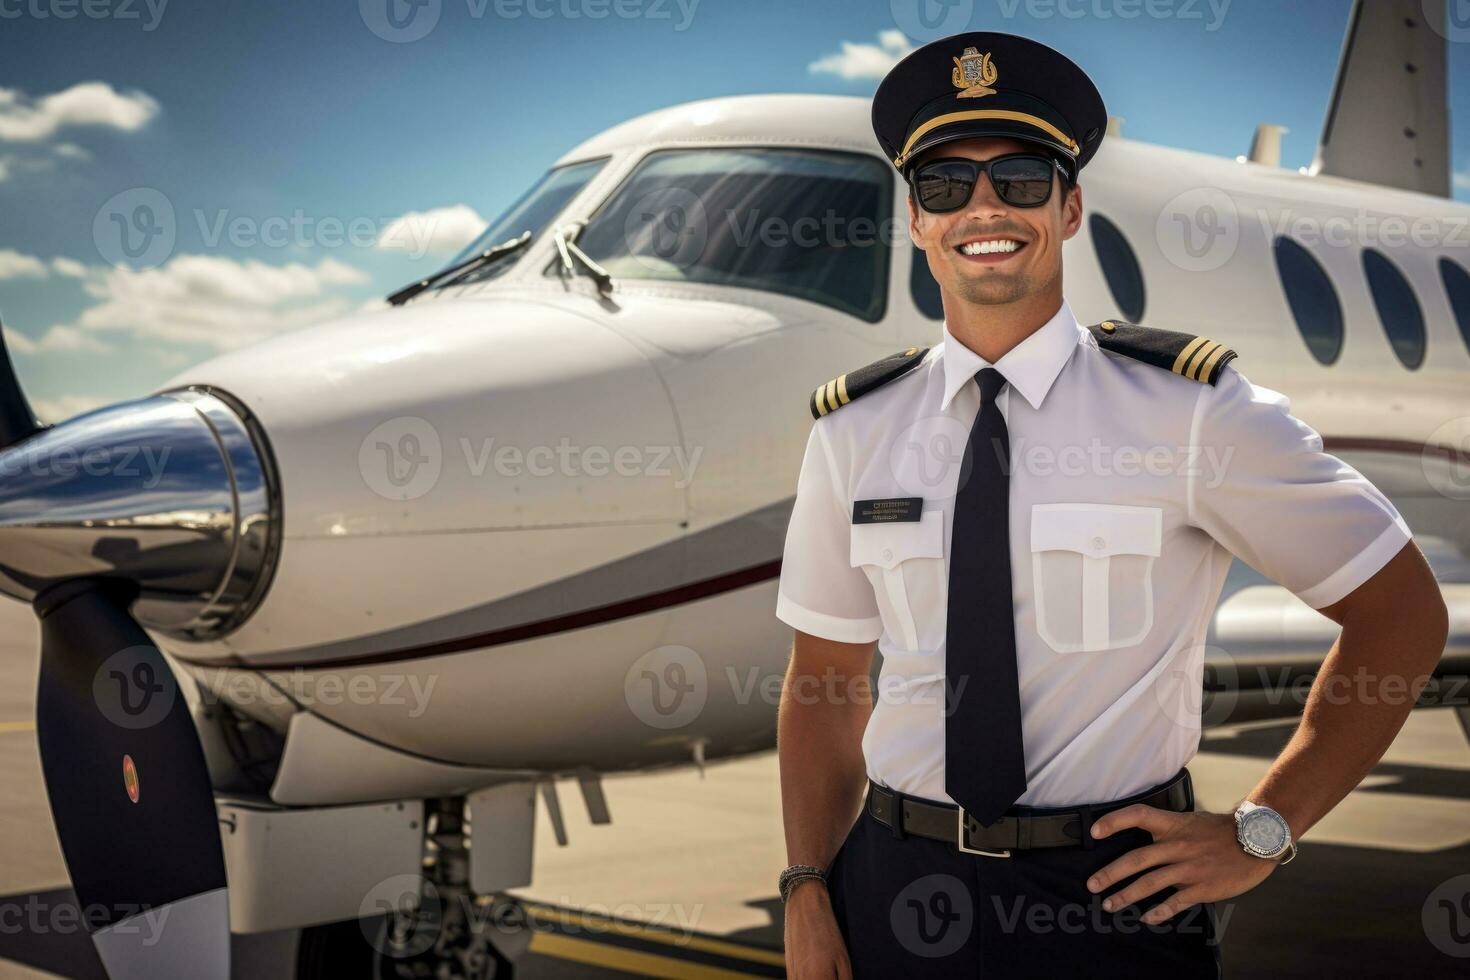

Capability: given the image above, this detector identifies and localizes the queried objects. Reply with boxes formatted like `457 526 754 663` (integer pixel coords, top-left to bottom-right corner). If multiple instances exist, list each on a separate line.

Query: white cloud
70 253 371 349
31 394 108 425
809 31 914 81
5 324 112 355
0 82 159 143
1455 168 1470 191
377 204 487 256
0 249 47 279
51 257 87 278
52 142 90 160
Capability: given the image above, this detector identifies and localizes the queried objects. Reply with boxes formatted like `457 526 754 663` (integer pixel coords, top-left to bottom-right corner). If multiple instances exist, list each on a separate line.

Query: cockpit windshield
571 149 892 321
442 157 606 289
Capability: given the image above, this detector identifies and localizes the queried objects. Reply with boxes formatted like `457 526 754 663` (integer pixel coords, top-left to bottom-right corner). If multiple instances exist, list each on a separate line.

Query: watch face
1241 809 1287 853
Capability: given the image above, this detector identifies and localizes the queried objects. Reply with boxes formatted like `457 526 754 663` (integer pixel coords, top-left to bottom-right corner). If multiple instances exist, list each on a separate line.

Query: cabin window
571 148 892 322
1362 248 1426 369
1272 236 1344 365
1089 213 1145 321
910 243 944 320
1438 257 1470 357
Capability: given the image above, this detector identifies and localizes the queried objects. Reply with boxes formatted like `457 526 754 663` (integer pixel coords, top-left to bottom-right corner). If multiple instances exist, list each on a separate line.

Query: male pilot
773 30 1448 979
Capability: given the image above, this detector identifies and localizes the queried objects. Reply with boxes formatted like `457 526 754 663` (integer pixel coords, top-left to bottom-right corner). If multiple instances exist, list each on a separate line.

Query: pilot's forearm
1244 547 1448 841
777 638 873 876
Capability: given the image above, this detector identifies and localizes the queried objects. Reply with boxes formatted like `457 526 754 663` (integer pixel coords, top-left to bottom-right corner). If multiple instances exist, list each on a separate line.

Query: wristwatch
1233 800 1296 864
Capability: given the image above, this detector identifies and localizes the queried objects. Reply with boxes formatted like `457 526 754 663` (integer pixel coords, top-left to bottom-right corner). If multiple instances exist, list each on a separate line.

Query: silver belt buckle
956 808 1011 858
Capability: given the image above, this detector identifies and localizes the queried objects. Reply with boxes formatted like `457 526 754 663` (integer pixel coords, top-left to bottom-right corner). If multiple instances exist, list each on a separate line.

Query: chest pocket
849 509 946 653
1030 503 1162 653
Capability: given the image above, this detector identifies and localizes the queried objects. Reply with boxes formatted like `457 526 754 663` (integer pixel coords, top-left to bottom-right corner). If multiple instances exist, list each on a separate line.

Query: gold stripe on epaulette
835 373 850 407
1171 337 1212 378
1194 342 1234 381
824 378 839 412
812 383 830 416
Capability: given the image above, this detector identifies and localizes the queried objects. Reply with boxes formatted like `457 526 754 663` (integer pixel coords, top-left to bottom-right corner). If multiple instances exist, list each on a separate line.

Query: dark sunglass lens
914 161 977 212
991 157 1054 206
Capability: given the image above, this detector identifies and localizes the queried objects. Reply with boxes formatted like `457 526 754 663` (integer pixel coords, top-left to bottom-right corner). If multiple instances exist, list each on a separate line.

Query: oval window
1272 237 1344 365
1089 213 1144 321
1438 257 1470 357
1362 248 1426 369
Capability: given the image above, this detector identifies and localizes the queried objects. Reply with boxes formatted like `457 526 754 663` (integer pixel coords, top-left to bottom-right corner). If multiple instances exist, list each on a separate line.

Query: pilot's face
906 135 1082 309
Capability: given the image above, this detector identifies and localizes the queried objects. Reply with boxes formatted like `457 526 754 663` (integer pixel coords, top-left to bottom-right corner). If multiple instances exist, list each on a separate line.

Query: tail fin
1309 0 1451 197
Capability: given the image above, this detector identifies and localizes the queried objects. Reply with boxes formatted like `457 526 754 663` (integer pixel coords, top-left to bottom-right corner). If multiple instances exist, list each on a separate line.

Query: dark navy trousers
826 768 1225 978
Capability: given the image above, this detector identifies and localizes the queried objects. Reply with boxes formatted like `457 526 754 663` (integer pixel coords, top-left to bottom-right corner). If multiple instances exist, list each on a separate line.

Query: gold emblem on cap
952 47 998 99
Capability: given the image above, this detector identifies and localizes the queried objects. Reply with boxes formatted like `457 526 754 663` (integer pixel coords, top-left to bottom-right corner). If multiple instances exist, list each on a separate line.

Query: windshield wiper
552 221 614 296
385 230 533 306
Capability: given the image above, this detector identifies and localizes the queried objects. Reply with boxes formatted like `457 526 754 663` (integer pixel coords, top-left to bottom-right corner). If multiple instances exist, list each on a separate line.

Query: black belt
866 768 1194 857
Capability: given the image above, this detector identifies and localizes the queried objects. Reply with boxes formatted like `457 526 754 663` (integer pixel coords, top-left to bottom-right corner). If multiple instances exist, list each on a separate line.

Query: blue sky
0 0 1465 420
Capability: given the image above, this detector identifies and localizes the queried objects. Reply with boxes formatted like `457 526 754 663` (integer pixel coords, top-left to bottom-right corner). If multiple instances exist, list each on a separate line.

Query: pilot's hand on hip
784 880 853 980
1084 805 1279 924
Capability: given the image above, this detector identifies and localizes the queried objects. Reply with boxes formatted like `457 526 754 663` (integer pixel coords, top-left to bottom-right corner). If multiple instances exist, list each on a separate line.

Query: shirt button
881 548 894 563
1091 536 1106 551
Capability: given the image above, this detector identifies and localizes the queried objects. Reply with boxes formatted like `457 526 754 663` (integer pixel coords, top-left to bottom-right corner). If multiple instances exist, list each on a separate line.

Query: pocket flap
1030 503 1162 558
849 508 944 569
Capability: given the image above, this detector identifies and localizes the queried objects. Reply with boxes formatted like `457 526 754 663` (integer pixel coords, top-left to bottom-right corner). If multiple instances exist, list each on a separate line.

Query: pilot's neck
942 287 1063 364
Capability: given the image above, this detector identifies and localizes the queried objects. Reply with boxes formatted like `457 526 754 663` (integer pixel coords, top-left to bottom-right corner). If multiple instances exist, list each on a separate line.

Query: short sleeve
775 420 883 642
1187 367 1413 609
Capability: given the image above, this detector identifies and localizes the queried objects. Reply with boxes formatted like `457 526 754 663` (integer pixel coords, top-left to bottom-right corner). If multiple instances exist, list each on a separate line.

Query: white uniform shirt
775 298 1413 807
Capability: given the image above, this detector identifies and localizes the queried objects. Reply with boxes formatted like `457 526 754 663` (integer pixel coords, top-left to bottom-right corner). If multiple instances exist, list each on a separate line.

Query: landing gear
295 799 530 979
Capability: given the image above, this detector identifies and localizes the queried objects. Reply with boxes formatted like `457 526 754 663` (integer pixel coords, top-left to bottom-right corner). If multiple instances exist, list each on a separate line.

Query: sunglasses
908 153 1068 212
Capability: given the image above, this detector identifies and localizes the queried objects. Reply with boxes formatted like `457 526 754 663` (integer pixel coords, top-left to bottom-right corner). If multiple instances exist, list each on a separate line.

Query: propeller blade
34 578 229 980
0 315 41 448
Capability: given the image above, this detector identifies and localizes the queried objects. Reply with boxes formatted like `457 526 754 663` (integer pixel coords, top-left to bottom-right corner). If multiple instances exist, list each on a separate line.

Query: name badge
852 497 923 524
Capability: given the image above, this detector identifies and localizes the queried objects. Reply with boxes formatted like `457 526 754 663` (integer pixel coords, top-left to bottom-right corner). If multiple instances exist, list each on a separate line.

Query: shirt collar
938 298 1084 413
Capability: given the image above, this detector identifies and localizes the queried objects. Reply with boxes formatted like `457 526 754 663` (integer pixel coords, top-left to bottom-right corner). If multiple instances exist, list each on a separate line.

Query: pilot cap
872 31 1107 180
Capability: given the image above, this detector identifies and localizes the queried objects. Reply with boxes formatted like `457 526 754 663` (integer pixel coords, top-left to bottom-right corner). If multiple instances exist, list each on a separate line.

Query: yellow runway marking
528 932 768 979
520 901 784 976
0 721 35 735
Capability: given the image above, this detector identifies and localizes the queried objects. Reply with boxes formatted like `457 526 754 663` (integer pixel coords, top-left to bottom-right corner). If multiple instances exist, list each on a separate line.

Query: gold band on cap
894 109 1080 168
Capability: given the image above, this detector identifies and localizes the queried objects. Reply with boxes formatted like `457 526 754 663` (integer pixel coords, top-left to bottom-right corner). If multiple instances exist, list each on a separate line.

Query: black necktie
944 366 1027 826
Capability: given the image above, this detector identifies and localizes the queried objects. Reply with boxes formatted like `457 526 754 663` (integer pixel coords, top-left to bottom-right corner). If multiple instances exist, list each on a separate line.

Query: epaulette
1086 319 1237 385
809 346 929 419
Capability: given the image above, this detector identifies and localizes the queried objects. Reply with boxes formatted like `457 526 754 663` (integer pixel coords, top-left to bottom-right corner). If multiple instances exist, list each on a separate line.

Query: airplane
0 0 1466 976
